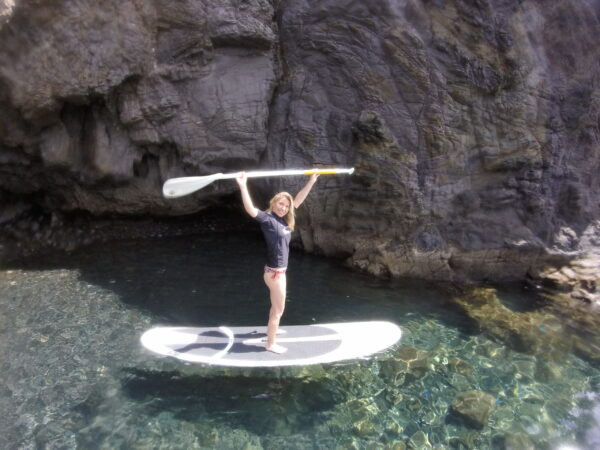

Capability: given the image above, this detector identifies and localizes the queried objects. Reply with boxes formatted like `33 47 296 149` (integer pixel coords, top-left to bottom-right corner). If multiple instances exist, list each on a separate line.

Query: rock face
1 0 600 284
0 0 277 215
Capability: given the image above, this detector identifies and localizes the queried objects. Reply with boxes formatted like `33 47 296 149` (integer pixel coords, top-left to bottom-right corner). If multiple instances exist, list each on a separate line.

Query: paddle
162 167 355 198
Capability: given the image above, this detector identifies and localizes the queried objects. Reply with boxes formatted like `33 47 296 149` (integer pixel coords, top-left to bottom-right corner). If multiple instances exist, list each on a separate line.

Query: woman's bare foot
265 343 287 354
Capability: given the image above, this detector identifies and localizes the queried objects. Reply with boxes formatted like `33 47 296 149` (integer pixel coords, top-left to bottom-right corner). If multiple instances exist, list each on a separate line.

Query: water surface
1 233 598 449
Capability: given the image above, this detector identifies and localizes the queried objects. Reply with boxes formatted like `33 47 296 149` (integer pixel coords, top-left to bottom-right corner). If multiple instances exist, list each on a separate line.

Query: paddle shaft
224 168 347 179
163 167 354 198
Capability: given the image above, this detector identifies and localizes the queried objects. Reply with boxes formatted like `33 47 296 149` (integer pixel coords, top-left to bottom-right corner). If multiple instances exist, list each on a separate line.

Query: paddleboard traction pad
140 321 402 367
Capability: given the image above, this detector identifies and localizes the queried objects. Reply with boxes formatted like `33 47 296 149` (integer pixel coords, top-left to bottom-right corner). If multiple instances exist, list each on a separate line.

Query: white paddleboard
140 321 402 367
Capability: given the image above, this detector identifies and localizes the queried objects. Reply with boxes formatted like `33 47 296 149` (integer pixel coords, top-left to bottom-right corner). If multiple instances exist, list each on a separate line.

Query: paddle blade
162 174 221 198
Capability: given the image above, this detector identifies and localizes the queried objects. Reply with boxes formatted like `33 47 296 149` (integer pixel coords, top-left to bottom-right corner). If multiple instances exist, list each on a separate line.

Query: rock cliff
1 0 599 293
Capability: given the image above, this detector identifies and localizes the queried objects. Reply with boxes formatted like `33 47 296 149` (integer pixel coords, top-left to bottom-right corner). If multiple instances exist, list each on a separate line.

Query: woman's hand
309 173 319 183
236 171 247 188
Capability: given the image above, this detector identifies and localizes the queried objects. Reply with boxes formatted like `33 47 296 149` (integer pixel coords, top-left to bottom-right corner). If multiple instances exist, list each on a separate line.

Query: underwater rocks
452 287 567 355
407 430 432 449
451 286 600 366
448 357 474 382
379 347 430 386
2 259 597 448
449 390 496 430
495 433 536 450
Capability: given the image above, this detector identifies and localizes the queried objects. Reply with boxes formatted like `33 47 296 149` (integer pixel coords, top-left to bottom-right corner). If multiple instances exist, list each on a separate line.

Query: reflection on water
0 233 599 449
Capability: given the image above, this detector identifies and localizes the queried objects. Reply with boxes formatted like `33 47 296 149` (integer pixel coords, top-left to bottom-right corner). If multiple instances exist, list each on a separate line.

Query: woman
236 172 319 354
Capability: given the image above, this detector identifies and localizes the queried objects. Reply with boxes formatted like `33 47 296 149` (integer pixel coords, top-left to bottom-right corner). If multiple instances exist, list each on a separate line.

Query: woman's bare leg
264 272 287 353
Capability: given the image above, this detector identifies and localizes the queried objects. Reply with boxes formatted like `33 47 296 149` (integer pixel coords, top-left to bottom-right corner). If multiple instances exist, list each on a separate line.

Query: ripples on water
0 233 598 449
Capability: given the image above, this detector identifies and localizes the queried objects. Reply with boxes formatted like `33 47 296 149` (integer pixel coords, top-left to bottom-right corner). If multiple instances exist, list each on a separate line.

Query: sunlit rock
536 244 600 310
448 357 474 381
449 390 496 430
407 430 432 449
345 397 381 422
384 441 406 450
384 420 403 437
451 287 574 359
352 419 381 438
379 346 430 385
448 373 471 392
384 388 404 407
493 432 535 450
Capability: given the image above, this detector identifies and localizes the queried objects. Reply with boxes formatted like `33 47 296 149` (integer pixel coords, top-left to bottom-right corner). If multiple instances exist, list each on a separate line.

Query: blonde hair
267 192 295 230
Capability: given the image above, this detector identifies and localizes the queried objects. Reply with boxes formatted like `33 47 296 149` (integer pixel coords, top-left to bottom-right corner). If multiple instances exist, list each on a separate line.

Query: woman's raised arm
294 174 319 208
236 172 258 218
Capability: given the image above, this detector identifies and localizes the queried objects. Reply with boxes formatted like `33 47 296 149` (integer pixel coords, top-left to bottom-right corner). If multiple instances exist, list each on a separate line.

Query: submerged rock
352 419 381 438
492 432 535 450
407 431 432 450
449 390 496 430
448 357 474 382
379 346 430 385
385 441 406 450
451 287 575 358
407 430 432 449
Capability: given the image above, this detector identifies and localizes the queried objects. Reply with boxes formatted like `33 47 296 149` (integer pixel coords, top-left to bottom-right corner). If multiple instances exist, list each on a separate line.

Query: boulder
449 390 495 429
379 346 430 385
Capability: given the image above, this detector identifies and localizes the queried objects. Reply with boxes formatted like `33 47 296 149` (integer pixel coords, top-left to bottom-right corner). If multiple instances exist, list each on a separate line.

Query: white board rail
140 321 402 367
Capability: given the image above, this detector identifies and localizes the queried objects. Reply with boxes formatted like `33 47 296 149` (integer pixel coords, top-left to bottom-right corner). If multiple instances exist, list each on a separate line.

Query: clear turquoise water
0 233 598 449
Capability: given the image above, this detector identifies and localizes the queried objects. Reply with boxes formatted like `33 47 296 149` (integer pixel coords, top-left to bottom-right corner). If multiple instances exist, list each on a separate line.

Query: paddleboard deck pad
140 321 401 367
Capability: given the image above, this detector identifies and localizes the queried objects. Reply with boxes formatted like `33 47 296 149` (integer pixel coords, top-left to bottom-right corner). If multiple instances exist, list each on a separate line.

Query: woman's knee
270 307 285 320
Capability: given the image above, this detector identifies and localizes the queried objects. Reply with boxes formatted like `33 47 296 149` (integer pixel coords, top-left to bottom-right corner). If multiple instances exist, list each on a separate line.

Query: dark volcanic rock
1 0 600 286
270 0 600 286
0 0 276 215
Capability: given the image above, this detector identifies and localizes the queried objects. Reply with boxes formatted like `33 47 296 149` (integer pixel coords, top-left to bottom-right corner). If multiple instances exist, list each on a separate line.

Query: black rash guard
254 210 291 268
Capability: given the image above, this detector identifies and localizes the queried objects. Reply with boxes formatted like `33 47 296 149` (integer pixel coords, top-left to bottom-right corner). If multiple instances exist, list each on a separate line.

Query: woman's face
273 197 290 217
